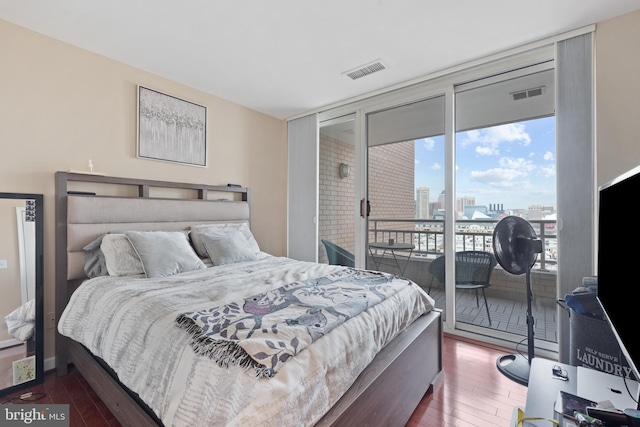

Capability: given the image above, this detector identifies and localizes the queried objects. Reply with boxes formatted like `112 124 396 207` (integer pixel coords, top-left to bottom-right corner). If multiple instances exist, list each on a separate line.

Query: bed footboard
316 308 443 427
63 309 442 427
67 340 160 427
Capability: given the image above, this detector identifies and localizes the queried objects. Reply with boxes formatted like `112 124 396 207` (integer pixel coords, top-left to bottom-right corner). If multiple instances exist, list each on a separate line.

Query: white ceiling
2 0 640 120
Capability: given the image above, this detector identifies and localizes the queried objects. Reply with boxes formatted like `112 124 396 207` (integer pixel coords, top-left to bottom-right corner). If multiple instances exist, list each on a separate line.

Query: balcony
368 218 558 344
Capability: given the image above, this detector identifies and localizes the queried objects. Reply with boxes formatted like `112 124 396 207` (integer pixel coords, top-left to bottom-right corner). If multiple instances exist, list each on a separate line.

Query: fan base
496 354 530 386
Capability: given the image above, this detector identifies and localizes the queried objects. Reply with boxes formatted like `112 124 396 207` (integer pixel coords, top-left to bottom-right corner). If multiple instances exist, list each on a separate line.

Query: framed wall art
137 86 207 167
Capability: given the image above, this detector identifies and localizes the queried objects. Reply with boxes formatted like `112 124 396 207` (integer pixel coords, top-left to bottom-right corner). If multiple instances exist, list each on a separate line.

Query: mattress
58 255 434 426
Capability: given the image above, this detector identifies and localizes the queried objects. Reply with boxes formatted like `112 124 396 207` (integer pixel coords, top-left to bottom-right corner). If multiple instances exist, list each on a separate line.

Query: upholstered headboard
54 171 251 372
65 196 251 280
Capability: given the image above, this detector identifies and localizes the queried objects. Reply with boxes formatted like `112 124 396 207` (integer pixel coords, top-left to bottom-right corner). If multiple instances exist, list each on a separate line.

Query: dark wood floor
408 335 529 427
2 335 528 427
1 363 122 427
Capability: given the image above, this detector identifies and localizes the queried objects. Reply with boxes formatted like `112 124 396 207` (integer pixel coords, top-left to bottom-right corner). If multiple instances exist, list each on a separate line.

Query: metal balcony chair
428 251 496 325
321 239 355 267
428 255 445 293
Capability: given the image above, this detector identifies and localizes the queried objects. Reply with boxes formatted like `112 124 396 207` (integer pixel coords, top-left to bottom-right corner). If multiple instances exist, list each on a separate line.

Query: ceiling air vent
511 86 545 101
344 60 386 80
527 87 543 97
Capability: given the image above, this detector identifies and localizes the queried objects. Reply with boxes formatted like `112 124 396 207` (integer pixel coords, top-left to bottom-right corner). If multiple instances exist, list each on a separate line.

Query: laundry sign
574 345 635 380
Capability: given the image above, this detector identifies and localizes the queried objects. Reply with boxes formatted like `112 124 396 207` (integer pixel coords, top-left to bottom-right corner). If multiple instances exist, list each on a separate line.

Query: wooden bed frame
54 171 443 427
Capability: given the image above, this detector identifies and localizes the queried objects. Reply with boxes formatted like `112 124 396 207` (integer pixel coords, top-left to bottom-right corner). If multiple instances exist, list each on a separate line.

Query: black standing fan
493 216 543 386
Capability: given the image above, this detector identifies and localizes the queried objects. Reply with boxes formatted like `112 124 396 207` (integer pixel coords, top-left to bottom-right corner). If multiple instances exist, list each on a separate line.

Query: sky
414 116 556 211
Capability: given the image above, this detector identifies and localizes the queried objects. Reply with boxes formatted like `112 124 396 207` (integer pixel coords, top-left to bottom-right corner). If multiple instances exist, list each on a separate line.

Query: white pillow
125 231 206 278
190 223 260 258
101 234 145 276
200 231 258 266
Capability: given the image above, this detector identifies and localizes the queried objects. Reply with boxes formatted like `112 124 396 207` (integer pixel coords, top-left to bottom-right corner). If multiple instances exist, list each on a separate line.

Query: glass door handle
360 199 370 218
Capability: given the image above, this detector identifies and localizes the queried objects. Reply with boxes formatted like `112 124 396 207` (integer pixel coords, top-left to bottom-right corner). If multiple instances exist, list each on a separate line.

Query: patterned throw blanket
175 268 408 378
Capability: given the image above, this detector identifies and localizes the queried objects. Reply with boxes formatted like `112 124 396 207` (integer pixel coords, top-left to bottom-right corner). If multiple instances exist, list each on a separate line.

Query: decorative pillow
200 231 258 266
83 235 108 278
100 234 144 276
190 222 260 258
125 231 206 278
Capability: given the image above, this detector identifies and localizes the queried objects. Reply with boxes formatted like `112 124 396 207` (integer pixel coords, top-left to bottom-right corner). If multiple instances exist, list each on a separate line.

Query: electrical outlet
0 259 7 269
46 312 55 329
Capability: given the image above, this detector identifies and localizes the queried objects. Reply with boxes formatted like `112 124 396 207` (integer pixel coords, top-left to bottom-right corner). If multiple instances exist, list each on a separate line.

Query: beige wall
0 19 287 361
596 9 640 185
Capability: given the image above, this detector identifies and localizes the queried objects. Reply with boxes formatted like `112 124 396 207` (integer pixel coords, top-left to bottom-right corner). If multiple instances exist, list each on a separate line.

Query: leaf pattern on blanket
175 268 408 378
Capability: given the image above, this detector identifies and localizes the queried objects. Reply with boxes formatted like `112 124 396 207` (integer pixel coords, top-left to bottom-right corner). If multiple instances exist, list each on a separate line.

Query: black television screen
597 165 640 389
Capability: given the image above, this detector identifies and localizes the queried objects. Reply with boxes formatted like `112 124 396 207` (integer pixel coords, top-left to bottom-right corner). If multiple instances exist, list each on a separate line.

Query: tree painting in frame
137 86 207 167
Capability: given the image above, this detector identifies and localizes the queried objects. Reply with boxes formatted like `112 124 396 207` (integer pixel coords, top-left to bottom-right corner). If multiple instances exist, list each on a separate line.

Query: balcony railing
369 218 557 271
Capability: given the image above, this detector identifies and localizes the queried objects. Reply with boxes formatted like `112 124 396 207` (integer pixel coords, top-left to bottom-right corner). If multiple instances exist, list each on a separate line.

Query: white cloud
423 138 436 151
461 123 532 156
476 145 497 156
465 129 480 142
470 168 527 185
491 123 531 145
498 157 535 172
543 151 554 161
539 164 556 178
464 123 531 144
431 162 442 170
468 156 536 189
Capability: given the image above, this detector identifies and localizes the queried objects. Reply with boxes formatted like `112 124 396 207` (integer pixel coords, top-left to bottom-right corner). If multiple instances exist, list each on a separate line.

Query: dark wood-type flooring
1 335 529 426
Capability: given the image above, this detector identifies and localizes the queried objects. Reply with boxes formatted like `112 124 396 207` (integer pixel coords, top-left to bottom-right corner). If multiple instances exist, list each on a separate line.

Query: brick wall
318 134 356 263
368 141 415 239
319 137 417 262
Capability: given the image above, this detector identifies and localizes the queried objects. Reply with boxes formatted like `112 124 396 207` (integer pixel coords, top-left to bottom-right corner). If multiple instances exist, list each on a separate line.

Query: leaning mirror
0 193 43 397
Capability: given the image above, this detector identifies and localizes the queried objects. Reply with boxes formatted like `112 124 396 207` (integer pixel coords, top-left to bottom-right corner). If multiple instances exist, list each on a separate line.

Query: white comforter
58 255 434 427
5 298 35 342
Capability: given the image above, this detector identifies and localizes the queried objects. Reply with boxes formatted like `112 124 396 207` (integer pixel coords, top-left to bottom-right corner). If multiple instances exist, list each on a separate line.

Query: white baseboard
0 338 22 349
44 356 55 372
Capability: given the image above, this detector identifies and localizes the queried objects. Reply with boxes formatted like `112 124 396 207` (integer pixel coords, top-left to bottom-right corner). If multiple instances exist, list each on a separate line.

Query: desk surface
523 358 638 426
368 242 415 250
523 359 577 426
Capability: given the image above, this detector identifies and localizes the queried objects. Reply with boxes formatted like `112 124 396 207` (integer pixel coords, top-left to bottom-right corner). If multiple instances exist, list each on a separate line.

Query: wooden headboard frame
54 171 251 376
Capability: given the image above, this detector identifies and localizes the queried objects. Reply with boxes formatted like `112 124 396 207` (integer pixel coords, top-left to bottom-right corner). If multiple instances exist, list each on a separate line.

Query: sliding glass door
365 96 447 312
317 64 559 347
453 65 558 346
318 114 358 266
310 37 597 359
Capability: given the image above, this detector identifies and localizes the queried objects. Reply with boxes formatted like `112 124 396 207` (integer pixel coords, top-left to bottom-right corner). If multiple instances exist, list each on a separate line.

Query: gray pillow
200 231 258 266
190 222 260 258
100 234 144 276
83 235 108 278
125 231 206 278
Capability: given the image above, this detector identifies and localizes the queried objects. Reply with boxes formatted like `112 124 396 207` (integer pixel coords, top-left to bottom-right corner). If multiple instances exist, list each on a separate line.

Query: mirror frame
0 192 44 397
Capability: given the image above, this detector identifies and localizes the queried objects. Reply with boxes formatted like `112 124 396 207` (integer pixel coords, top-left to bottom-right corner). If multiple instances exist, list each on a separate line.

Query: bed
54 171 443 427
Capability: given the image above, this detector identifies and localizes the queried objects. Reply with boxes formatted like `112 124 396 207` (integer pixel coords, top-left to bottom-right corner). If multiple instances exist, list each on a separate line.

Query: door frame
295 32 594 358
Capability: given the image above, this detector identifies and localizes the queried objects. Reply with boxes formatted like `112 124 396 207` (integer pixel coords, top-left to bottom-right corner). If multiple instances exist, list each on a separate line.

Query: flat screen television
597 164 640 409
